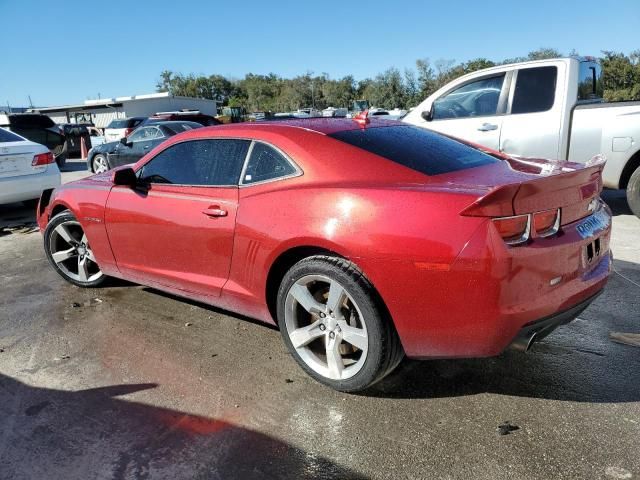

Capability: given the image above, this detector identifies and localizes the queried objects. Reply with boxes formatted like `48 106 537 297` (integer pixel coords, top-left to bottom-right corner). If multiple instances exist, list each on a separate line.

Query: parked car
86 121 202 173
0 127 60 206
0 113 66 168
58 124 92 159
142 110 221 127
38 118 611 392
403 56 640 217
103 117 146 143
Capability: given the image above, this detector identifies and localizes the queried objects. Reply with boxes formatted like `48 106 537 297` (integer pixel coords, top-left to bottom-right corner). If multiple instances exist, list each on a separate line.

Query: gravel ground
0 160 639 480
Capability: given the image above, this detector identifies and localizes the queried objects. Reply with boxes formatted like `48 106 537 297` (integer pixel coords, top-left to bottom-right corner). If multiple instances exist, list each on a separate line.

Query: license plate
0 158 19 173
576 210 609 239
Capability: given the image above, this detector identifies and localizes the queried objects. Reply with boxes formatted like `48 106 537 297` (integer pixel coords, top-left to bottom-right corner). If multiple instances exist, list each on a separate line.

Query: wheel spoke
85 248 96 262
51 247 77 264
338 321 368 351
81 233 88 244
54 224 75 245
326 280 346 315
289 320 325 349
325 334 344 379
289 283 325 314
77 256 90 282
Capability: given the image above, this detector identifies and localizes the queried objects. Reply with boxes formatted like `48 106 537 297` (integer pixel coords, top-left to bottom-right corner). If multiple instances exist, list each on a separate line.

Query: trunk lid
431 155 605 223
0 141 46 178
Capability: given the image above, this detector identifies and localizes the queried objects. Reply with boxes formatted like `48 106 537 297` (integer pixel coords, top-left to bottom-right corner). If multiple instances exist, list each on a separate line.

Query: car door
498 65 564 159
104 138 251 297
423 73 509 151
112 127 161 166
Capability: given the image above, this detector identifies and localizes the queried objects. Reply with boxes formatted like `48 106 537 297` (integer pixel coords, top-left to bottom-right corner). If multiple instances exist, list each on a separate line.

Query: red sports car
37 118 612 392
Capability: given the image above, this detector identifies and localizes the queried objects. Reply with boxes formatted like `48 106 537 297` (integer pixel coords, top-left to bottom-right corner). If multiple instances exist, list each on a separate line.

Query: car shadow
59 157 89 172
0 373 366 479
0 202 37 232
601 189 633 216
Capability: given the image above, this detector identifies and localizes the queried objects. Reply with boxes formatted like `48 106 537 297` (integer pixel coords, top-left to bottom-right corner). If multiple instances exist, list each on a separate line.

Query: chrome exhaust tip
508 332 538 353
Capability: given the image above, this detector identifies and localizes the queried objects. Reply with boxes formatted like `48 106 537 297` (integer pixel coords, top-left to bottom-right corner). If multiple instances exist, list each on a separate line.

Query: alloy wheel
93 155 108 174
48 220 103 283
284 274 369 380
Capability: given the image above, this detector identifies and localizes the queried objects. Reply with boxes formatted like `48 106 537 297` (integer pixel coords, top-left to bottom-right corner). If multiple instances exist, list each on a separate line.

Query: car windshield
329 125 499 176
107 119 134 129
0 128 24 142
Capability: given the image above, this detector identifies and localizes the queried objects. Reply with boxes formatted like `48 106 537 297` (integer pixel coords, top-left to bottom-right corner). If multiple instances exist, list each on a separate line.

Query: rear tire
627 166 640 218
277 255 403 392
44 211 106 288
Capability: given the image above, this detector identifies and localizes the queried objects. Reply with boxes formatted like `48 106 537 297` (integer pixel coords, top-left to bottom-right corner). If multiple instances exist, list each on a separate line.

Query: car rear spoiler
461 156 606 217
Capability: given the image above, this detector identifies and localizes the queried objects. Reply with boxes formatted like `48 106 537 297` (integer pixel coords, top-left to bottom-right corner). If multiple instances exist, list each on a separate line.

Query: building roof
29 92 217 114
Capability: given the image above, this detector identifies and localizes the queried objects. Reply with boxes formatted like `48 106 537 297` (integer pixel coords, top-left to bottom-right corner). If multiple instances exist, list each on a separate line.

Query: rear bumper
0 167 61 204
366 204 612 359
507 288 604 352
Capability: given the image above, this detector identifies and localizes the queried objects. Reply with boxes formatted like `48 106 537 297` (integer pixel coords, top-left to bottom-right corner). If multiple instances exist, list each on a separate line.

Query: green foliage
601 50 640 101
157 48 640 111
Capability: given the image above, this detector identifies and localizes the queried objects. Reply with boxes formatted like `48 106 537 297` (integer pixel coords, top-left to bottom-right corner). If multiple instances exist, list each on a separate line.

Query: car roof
149 120 202 127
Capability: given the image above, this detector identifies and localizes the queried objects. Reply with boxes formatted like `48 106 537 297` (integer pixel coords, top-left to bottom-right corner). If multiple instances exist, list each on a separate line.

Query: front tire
277 255 403 392
44 211 106 287
626 165 640 218
92 154 109 174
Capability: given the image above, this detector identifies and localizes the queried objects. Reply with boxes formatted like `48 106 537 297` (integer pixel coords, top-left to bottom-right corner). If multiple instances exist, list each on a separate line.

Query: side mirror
112 167 137 187
421 105 434 122
120 136 132 147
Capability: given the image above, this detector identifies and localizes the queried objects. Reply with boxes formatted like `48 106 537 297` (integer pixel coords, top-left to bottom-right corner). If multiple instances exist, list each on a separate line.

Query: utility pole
311 82 315 109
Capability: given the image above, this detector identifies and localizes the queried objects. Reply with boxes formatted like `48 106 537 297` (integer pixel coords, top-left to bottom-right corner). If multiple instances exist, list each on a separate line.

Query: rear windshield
107 118 143 129
329 125 498 176
8 114 55 128
0 128 24 142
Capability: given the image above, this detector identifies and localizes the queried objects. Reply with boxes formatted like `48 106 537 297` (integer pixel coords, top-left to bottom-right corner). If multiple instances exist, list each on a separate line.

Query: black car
86 121 202 173
0 113 66 167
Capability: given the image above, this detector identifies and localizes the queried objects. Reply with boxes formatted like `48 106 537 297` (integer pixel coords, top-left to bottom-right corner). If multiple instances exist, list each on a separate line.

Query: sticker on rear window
576 210 609 239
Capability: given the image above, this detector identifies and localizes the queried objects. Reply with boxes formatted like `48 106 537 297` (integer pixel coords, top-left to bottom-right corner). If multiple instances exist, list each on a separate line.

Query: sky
1 0 639 107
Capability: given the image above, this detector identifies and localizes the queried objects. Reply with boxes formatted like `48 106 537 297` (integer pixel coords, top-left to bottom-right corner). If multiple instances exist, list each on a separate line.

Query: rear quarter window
328 125 498 176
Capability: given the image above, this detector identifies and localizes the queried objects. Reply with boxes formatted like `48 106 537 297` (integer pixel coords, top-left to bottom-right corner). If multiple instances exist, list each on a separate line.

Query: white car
0 127 61 205
103 117 146 143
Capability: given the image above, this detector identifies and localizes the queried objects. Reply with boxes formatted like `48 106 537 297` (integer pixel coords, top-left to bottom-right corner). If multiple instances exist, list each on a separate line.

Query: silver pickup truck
403 57 640 217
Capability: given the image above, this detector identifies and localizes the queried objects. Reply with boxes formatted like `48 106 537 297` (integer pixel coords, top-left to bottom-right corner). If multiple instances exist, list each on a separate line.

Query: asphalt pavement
0 159 639 479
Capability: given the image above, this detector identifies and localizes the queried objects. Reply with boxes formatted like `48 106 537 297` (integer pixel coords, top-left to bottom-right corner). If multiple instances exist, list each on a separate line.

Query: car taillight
124 128 133 137
533 208 561 237
492 214 530 245
32 152 54 166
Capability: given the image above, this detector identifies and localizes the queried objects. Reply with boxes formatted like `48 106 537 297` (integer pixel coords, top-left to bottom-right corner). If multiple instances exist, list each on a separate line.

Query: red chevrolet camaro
37 118 612 392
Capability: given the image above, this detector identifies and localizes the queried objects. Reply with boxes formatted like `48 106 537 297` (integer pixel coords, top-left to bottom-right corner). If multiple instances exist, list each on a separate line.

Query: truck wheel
627 166 640 218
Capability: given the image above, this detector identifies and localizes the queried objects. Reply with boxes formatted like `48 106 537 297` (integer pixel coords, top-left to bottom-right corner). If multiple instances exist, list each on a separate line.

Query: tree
156 47 640 111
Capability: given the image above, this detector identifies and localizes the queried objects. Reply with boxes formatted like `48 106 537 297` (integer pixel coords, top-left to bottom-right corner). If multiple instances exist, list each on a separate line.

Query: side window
432 74 505 120
139 139 250 186
511 66 557 114
243 142 297 184
127 128 149 142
